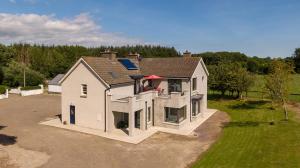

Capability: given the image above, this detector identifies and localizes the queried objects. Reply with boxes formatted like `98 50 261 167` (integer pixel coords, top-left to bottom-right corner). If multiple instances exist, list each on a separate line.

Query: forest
0 43 299 94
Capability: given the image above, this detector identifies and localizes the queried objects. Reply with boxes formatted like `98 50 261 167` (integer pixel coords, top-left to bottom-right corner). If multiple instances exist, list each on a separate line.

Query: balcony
109 90 158 113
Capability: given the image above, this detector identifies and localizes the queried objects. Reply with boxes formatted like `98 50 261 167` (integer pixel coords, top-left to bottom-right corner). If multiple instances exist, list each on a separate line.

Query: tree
3 61 44 87
0 44 15 66
265 60 294 120
207 64 232 96
293 48 300 73
233 67 255 99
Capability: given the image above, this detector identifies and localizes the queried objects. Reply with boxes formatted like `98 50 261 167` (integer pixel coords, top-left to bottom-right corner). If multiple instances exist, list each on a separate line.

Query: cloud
0 13 143 46
9 0 16 3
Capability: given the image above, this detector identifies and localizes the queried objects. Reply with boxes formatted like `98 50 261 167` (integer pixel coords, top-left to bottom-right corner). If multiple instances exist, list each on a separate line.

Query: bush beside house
0 85 7 94
0 85 8 99
20 85 41 91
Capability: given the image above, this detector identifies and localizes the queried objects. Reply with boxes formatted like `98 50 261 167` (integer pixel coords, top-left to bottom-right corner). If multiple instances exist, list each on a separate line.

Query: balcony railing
109 90 188 113
109 90 158 113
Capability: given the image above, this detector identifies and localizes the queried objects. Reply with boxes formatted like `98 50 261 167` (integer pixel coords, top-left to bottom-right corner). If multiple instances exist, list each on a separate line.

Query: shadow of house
0 125 17 146
0 134 17 146
228 100 269 110
208 94 236 101
222 121 270 128
0 126 7 130
56 114 62 122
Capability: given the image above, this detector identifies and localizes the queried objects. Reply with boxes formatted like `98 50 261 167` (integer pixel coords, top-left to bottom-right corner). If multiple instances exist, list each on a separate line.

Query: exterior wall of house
191 61 208 114
154 80 168 94
48 85 62 93
61 62 107 130
109 85 134 100
153 78 191 129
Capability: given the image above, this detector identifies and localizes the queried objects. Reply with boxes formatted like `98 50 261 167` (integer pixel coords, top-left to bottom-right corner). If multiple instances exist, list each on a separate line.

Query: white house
59 51 209 137
48 74 64 93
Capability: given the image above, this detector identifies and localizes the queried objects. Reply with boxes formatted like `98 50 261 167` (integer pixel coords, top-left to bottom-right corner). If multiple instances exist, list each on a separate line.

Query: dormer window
81 84 87 97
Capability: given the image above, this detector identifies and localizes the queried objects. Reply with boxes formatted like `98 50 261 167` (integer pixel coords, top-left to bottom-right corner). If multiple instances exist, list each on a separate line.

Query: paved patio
0 94 229 168
40 109 217 144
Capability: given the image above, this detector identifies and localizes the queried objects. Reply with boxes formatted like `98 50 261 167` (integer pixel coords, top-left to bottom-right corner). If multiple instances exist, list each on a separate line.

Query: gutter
104 86 111 132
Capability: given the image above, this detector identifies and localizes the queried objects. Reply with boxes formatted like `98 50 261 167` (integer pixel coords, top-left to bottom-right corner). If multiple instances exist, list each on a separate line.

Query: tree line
0 44 179 87
0 43 299 91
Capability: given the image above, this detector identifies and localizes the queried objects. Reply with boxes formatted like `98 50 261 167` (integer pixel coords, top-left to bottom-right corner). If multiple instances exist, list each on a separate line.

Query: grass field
193 74 300 167
248 74 300 102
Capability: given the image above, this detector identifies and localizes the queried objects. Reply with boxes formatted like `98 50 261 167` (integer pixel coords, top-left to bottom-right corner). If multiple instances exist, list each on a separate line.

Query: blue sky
1 0 300 57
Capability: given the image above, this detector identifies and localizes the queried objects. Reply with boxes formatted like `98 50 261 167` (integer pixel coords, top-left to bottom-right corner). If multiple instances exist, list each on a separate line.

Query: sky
0 0 300 57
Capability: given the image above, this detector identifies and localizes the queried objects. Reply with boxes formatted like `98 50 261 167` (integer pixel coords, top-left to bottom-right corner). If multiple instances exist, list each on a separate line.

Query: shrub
20 85 41 91
0 85 7 94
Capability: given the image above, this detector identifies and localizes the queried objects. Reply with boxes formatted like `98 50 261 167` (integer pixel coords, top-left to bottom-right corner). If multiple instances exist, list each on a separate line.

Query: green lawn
192 98 300 167
247 74 300 102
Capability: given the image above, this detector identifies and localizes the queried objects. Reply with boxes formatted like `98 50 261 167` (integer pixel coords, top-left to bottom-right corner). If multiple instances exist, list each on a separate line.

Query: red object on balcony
144 75 163 80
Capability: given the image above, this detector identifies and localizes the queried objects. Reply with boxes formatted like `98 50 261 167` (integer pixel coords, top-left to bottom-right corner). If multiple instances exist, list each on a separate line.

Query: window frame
147 107 151 122
168 79 182 94
192 77 197 91
81 84 87 97
164 106 187 124
192 100 200 116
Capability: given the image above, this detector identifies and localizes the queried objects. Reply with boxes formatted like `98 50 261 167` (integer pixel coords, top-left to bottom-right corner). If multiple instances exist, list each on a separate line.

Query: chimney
183 50 192 58
128 52 140 60
101 49 117 60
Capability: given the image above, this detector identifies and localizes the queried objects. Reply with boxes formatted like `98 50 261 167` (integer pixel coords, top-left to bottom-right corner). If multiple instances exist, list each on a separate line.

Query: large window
168 79 182 94
165 106 186 123
81 84 87 97
192 78 197 90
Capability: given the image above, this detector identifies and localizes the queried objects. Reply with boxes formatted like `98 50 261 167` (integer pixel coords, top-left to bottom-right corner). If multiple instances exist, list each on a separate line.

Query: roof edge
58 57 110 88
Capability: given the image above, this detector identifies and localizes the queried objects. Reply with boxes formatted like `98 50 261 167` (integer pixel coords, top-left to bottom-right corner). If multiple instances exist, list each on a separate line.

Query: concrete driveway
0 94 229 168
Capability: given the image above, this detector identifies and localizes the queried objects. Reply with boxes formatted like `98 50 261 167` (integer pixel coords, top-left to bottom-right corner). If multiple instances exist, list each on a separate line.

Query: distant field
248 74 300 102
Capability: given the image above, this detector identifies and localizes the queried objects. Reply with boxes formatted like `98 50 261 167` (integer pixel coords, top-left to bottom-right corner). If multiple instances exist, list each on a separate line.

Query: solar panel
118 59 138 70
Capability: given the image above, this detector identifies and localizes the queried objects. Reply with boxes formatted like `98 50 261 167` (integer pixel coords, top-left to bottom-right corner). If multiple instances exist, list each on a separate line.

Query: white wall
191 60 208 111
109 85 134 100
61 62 107 130
20 85 44 96
48 85 62 93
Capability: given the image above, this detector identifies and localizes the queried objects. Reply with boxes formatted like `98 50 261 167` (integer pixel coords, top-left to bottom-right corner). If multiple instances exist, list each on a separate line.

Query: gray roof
49 74 65 85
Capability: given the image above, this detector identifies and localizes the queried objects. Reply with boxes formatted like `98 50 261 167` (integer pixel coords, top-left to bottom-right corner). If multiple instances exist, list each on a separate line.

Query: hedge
20 85 41 91
0 85 7 94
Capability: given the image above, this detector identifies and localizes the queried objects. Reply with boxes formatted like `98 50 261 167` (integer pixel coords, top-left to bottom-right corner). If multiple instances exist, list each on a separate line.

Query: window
192 100 200 116
168 79 182 94
81 84 87 97
192 78 197 90
164 106 186 123
147 107 151 122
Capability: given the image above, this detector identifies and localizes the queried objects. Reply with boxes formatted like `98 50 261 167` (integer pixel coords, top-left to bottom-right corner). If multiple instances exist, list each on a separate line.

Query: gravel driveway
0 94 229 168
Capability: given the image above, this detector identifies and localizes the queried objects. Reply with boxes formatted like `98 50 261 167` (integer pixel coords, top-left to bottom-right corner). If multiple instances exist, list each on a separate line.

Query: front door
70 105 75 124
135 111 140 128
